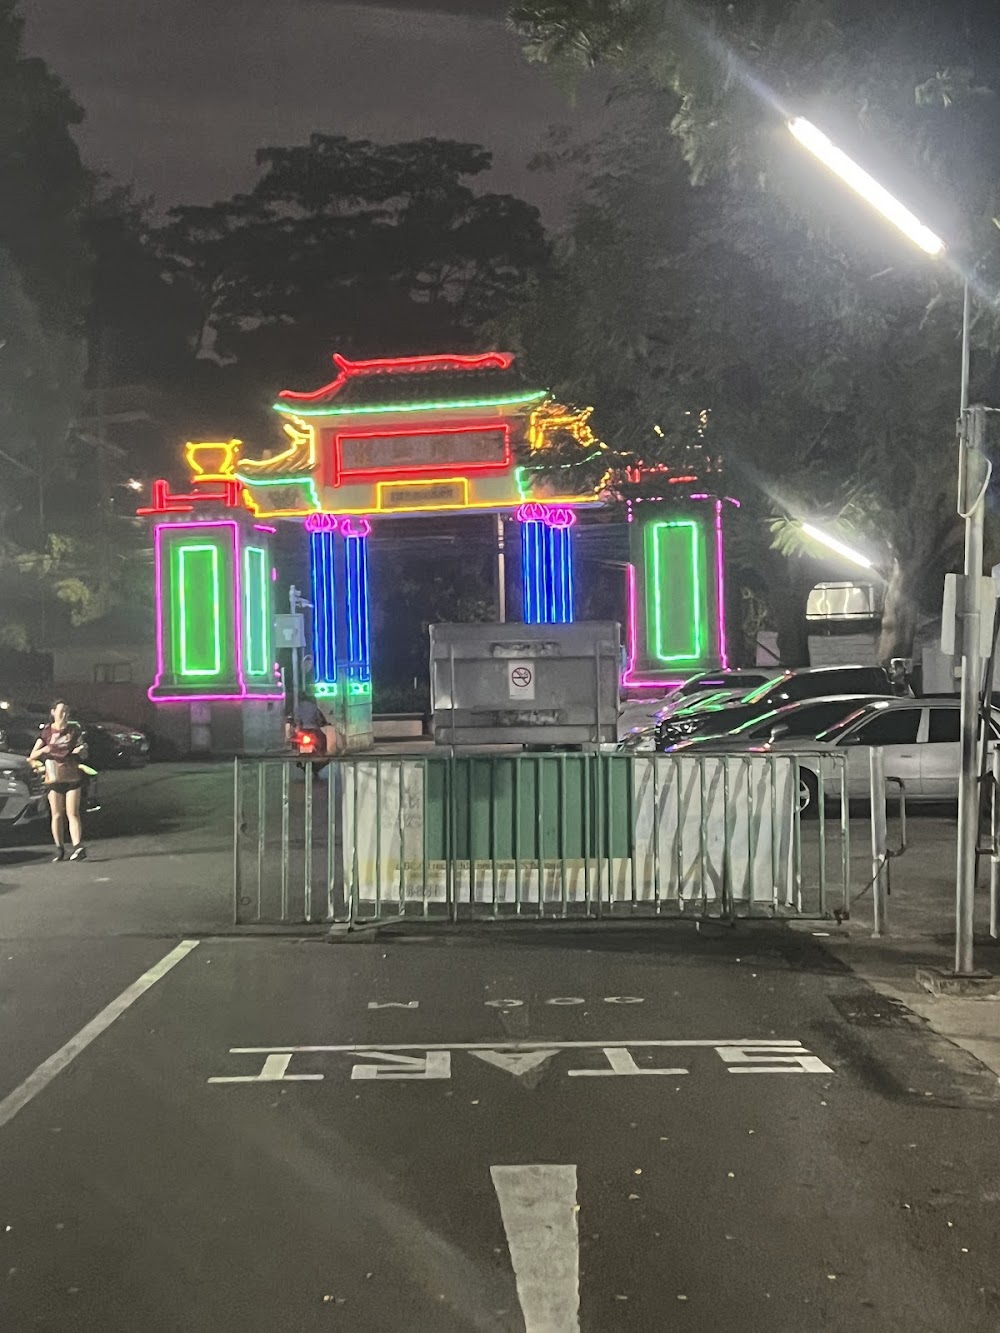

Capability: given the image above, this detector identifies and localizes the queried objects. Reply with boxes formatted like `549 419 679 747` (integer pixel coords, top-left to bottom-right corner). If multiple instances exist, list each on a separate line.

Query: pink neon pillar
715 499 728 670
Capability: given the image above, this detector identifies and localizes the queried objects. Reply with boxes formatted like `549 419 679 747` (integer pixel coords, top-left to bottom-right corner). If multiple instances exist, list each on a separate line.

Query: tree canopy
509 0 1000 660
156 134 551 438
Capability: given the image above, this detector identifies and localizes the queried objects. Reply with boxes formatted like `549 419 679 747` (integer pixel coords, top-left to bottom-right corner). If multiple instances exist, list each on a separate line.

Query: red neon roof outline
137 477 245 516
328 422 511 488
278 351 516 404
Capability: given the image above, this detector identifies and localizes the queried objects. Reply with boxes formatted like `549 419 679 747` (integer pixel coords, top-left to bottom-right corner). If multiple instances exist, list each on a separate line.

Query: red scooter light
296 730 317 752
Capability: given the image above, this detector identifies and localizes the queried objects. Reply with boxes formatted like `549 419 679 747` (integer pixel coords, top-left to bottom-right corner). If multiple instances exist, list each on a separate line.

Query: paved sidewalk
799 812 1000 1083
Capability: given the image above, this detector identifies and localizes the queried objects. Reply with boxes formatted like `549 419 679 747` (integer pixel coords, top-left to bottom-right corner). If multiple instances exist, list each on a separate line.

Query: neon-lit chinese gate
141 352 729 752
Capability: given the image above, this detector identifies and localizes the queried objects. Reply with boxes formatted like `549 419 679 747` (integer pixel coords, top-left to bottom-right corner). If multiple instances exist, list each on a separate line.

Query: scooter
293 727 326 758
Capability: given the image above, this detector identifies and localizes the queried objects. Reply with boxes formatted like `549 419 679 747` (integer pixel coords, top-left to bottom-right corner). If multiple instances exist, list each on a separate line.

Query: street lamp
800 522 875 571
789 115 985 976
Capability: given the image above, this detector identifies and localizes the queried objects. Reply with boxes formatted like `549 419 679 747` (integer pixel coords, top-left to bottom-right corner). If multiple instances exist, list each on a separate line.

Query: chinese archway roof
274 352 543 416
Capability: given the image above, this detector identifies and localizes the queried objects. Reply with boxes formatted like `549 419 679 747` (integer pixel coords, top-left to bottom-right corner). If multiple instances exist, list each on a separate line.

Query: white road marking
209 1039 834 1085
471 1049 558 1077
351 1051 452 1080
567 1047 689 1077
716 1045 834 1074
208 1052 324 1084
491 1165 579 1333
0 940 200 1131
367 1001 419 1009
231 1039 808 1054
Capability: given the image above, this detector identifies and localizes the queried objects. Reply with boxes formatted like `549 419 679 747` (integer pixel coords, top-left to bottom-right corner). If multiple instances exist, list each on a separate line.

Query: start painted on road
208 1038 833 1085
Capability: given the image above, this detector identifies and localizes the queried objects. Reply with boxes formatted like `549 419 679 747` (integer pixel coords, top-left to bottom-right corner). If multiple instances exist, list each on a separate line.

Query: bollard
869 747 889 937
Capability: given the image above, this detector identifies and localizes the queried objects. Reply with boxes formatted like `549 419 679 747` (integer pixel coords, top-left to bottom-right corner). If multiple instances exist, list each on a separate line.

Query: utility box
429 621 621 747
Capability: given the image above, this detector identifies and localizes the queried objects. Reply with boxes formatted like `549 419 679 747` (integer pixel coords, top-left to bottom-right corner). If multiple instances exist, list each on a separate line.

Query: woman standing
31 701 88 862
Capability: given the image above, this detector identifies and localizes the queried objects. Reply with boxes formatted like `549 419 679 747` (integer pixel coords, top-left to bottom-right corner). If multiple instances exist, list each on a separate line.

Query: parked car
0 750 48 842
665 695 893 753
0 705 47 755
656 664 909 748
671 697 995 813
617 669 771 739
788 697 999 811
616 725 657 753
81 720 150 769
620 694 893 759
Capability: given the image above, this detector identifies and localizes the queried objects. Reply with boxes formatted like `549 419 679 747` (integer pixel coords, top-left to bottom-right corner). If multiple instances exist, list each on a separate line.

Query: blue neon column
520 516 575 624
343 525 372 693
309 528 338 698
551 524 574 623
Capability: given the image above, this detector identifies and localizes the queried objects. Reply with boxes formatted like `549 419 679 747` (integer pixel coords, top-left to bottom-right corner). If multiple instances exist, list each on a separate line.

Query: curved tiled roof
275 351 544 414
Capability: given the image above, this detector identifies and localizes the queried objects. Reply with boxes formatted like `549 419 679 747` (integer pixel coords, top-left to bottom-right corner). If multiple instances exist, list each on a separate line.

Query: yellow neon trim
185 440 242 481
238 420 317 474
375 476 470 513
528 402 605 453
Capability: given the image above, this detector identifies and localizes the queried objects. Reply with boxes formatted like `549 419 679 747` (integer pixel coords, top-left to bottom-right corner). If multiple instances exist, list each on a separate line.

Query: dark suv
656 665 905 748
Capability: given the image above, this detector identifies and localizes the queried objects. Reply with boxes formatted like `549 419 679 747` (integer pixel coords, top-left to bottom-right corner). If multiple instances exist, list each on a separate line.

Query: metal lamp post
788 117 985 975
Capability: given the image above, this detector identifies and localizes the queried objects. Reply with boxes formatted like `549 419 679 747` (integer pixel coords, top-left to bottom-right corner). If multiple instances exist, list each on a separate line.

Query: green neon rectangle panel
243 546 271 676
645 520 706 663
174 544 223 676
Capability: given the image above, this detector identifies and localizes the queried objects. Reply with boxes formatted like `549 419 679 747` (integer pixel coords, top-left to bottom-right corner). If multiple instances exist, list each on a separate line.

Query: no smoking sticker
507 661 535 700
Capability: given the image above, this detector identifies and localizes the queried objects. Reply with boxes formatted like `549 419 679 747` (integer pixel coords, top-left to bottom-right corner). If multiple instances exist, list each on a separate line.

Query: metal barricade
232 749 865 927
990 747 1000 940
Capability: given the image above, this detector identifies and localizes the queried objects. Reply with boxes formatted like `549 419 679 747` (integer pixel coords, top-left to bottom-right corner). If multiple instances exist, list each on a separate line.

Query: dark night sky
21 0 610 219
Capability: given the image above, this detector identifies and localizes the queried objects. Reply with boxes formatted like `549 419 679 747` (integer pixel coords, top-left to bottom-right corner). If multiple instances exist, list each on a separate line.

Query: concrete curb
915 966 1000 998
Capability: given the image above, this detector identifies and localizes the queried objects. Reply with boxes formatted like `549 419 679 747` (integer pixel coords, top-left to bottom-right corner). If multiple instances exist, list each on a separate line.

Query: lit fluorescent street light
800 522 874 571
788 118 946 256
788 112 985 978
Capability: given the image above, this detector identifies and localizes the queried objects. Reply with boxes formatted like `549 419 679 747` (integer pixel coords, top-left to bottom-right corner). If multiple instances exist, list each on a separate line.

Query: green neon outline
312 681 372 700
271 391 546 419
243 546 270 676
235 474 321 513
175 544 223 677
236 472 313 487
646 520 706 664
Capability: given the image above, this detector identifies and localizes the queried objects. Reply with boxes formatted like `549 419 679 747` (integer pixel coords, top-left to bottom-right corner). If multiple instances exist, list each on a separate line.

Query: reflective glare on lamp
787 118 945 256
800 522 874 571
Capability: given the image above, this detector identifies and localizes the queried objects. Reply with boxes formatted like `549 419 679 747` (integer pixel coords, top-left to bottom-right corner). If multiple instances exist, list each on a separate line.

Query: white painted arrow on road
471 1049 557 1077
491 1164 579 1333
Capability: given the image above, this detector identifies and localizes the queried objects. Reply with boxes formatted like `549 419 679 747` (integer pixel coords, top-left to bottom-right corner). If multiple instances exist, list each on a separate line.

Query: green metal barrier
232 749 855 927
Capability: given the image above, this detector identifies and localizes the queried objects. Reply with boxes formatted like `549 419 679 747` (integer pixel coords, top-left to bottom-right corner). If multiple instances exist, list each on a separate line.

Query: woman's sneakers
52 845 87 862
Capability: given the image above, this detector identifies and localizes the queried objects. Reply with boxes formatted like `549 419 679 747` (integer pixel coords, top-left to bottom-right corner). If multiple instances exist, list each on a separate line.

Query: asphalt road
0 923 998 1332
1 766 998 1330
